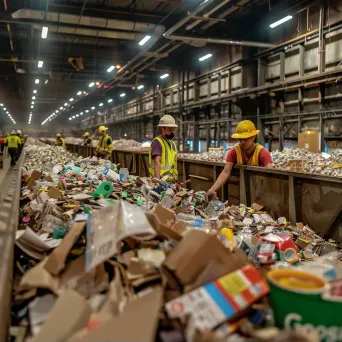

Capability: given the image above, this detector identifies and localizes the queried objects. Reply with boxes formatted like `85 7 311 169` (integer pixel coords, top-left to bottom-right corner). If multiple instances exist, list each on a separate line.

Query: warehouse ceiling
0 0 310 128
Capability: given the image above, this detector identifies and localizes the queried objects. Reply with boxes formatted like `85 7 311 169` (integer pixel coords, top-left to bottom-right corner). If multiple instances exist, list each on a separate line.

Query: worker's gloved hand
98 147 104 153
205 190 216 203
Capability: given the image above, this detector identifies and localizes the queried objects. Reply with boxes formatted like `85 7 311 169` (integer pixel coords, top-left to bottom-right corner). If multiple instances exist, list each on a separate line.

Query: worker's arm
4 137 8 146
208 161 234 193
153 156 161 179
106 137 113 154
265 163 273 169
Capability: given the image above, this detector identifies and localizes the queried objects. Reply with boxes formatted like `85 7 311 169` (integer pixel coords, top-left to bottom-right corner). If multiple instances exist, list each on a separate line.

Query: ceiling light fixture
33 90 37 94
89 82 95 87
91 106 95 110
107 65 115 72
76 114 79 117
41 26 48 39
199 53 212 61
139 35 151 46
38 61 43 68
35 79 39 84
160 73 169 79
137 85 144 90
31 101 34 104
69 117 72 120
116 64 121 69
77 91 82 95
108 99 113 103
64 103 68 106
45 79 49 84
60 107 63 110
270 15 293 28
32 96 36 99
31 105 34 108
120 93 126 97
69 97 74 101
99 103 103 107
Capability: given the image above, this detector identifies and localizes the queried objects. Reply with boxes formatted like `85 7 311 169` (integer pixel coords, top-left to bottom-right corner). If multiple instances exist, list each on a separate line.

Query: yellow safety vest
234 143 264 166
56 138 66 148
96 134 113 154
5 135 21 148
149 136 178 181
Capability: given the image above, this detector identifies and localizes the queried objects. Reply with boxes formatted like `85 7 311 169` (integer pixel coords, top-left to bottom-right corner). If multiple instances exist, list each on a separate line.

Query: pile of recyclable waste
271 148 342 177
10 140 342 342
178 149 228 162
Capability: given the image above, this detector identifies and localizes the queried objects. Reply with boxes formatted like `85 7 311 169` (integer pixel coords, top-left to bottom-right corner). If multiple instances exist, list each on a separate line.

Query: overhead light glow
60 106 63 110
270 15 293 28
91 106 95 110
80 112 83 115
31 101 34 104
99 103 103 107
38 60 43 68
76 114 79 117
64 103 68 106
85 110 89 113
69 117 72 120
0 103 2 106
108 99 113 103
35 79 39 84
116 64 121 69
107 65 115 72
31 105 34 108
3 107 6 110
77 91 82 95
139 35 151 46
33 90 37 93
69 97 74 102
56 110 59 113
120 93 126 97
89 82 95 87
199 53 212 61
41 26 48 39
32 96 36 99
137 85 144 90
160 73 169 79
72 116 75 119
45 79 49 84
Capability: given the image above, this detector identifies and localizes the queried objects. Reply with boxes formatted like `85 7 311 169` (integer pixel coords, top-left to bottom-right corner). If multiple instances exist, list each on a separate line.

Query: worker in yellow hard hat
5 130 22 166
83 132 92 146
149 114 178 182
55 133 66 148
96 126 113 159
207 120 272 199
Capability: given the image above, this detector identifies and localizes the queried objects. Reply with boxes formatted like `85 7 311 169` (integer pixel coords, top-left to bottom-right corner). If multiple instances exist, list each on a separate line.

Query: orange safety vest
234 143 264 166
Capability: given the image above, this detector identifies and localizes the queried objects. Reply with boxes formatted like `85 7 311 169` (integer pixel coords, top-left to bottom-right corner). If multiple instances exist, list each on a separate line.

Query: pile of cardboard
11 143 342 342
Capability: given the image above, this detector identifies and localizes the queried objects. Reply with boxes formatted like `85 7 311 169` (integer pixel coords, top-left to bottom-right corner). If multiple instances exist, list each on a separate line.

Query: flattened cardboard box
165 265 269 332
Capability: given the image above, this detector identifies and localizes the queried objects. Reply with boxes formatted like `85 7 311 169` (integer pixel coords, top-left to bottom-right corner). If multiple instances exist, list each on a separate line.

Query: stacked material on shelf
272 148 342 177
179 149 229 162
11 140 342 342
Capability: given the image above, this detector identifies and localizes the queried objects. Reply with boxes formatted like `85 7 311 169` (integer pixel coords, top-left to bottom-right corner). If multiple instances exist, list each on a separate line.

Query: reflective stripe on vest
234 143 264 166
149 136 178 180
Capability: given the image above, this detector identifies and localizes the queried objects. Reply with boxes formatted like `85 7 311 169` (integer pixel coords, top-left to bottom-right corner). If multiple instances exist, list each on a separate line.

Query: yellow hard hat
231 120 260 139
158 114 178 128
98 125 108 133
84 132 90 137
56 133 61 138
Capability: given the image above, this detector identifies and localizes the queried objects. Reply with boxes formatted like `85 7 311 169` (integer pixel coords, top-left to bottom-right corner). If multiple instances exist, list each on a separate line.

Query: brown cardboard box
298 131 320 153
44 222 86 275
163 230 233 285
32 289 92 342
69 287 163 342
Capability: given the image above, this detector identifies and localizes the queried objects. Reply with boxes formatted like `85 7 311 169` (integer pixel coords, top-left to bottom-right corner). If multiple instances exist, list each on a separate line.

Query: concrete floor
0 155 11 188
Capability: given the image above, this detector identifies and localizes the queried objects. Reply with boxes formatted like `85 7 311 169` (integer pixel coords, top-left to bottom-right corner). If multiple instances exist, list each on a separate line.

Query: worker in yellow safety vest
55 133 66 148
83 132 92 146
207 120 273 199
5 130 22 166
96 126 113 159
149 114 178 182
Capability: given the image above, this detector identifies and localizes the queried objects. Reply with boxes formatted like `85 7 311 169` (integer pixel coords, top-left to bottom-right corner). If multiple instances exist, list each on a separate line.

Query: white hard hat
158 114 178 128
11 130 16 134
17 130 22 134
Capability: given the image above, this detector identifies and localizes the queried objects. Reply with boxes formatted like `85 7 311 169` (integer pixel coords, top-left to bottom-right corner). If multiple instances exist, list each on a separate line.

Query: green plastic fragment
121 191 128 199
136 198 143 206
53 227 66 239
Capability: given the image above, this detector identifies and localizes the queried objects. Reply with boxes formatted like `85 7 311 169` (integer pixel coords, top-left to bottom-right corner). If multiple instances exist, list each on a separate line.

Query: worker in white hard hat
5 130 22 166
83 132 92 146
55 133 66 148
16 129 24 155
96 126 113 159
207 120 272 200
149 114 178 182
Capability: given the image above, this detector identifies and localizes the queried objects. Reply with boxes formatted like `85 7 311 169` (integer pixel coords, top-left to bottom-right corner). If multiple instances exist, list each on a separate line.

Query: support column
320 114 325 152
279 52 285 81
217 73 222 98
299 44 305 77
193 109 200 152
257 58 265 86
227 69 231 95
207 77 211 99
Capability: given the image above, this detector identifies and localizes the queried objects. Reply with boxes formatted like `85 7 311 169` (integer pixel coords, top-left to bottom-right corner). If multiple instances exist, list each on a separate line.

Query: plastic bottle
119 168 129 181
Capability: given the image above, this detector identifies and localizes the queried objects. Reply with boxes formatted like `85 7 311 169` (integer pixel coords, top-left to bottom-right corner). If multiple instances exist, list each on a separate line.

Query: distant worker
83 132 92 146
149 114 178 182
96 126 113 159
5 130 22 166
17 130 24 155
207 120 272 199
55 133 66 148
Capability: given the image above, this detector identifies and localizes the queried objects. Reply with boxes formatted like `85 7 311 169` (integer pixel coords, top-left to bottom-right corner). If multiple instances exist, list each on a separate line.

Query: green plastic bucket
267 269 342 342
